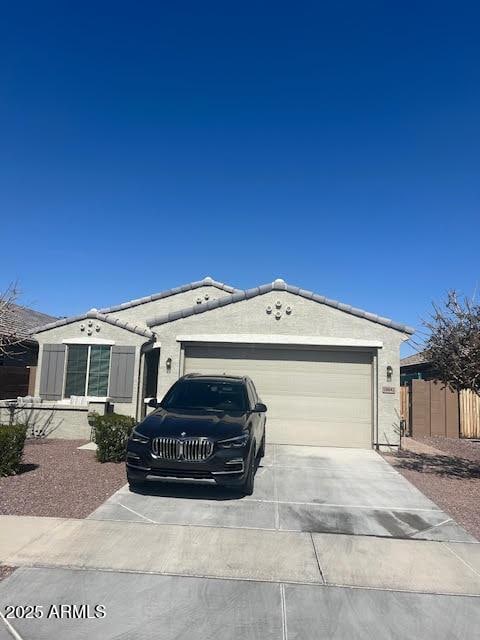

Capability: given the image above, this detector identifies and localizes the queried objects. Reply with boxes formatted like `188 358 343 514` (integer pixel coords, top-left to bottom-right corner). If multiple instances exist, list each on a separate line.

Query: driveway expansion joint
310 532 325 584
279 583 288 640
4 564 480 599
443 543 480 579
0 609 25 640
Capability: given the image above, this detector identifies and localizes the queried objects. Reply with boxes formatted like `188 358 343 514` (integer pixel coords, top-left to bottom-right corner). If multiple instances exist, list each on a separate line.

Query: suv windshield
162 379 248 413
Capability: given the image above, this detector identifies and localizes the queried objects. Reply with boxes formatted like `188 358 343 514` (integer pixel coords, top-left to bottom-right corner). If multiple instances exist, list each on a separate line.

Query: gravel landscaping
0 439 127 519
384 437 480 541
418 436 480 464
0 566 16 582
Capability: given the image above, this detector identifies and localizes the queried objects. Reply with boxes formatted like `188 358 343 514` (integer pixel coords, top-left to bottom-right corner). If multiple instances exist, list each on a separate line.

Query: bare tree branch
0 282 31 358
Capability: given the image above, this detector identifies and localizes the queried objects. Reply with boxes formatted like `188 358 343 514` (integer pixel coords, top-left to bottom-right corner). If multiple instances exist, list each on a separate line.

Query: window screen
87 345 111 396
64 344 111 398
64 345 89 397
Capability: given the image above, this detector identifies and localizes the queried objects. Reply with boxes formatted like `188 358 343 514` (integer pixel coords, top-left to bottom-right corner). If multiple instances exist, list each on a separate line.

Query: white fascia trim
62 338 115 345
175 334 383 348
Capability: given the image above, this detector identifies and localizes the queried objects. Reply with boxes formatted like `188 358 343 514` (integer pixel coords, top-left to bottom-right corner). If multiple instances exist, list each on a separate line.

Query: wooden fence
460 390 480 438
401 381 480 439
400 386 410 434
0 367 30 400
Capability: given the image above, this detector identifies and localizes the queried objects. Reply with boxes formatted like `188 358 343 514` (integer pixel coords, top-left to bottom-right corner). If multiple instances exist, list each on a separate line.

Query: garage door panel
186 360 371 396
184 345 373 448
255 374 371 398
262 395 371 421
267 419 372 449
186 345 370 366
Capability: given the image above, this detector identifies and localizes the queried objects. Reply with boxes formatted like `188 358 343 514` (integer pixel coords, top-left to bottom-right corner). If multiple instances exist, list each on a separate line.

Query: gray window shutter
109 346 136 402
39 344 66 400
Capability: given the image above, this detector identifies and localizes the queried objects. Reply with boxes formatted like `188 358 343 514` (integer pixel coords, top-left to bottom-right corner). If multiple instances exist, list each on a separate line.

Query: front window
64 345 111 397
162 380 248 413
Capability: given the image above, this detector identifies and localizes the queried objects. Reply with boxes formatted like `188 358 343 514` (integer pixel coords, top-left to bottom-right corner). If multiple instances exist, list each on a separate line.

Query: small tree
0 282 29 359
422 290 480 394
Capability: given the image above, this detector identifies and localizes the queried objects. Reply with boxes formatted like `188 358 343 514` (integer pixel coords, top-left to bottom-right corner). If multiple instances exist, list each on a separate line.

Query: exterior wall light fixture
386 365 393 381
166 357 172 372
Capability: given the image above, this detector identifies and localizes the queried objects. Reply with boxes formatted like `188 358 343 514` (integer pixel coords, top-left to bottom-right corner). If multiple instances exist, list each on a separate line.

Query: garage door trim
177 333 383 348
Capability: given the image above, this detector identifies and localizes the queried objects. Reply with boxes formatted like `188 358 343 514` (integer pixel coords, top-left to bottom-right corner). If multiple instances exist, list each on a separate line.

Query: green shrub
0 424 28 476
90 413 136 463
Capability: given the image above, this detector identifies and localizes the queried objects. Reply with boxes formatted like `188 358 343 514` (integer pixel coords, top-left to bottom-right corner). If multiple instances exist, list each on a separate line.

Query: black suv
126 374 267 495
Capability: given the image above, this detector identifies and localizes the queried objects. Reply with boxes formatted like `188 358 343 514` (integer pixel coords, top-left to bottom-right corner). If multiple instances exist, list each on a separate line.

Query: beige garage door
183 345 373 448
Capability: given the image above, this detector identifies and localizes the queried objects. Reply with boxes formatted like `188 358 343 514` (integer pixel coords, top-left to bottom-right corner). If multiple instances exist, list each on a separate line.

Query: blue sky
1 2 479 354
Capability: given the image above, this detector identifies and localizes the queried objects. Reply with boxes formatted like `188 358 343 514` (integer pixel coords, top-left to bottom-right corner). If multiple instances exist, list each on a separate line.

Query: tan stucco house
24 277 413 448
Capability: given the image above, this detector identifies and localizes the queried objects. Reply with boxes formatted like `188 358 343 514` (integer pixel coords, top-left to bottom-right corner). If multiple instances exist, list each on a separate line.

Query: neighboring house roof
146 278 415 335
400 352 431 367
32 309 154 339
0 303 58 342
97 277 240 314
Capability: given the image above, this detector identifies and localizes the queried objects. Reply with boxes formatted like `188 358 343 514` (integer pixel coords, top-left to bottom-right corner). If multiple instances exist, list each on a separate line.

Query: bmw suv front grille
152 437 213 461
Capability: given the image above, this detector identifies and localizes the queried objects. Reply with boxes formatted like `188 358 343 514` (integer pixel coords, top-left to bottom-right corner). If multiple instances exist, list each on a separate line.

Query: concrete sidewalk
2 515 480 595
0 516 67 564
2 567 479 640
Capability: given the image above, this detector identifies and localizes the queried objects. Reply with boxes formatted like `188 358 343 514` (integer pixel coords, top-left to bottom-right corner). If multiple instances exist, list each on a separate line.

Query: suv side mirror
254 402 267 413
147 398 159 408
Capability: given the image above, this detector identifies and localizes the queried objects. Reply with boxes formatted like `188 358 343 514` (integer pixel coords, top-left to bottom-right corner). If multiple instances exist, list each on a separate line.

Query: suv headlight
130 428 149 444
217 434 250 448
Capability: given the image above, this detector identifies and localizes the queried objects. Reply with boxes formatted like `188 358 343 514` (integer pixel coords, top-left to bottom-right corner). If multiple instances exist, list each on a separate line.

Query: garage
183 344 373 448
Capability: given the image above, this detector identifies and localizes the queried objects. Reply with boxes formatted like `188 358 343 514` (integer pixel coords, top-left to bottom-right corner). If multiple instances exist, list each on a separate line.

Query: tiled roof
0 304 58 341
31 277 415 339
146 278 415 334
98 277 240 314
32 309 154 339
401 352 430 366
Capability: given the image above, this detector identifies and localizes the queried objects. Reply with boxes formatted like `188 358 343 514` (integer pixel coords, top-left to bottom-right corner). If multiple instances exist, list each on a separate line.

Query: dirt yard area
384 437 480 540
0 439 127 519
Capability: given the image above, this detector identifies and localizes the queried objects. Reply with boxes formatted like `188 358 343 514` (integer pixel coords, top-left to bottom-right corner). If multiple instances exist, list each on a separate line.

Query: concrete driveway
1 445 479 639
89 444 474 542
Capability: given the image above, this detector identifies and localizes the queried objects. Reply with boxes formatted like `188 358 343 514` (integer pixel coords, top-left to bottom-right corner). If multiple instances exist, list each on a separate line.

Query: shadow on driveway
393 451 480 479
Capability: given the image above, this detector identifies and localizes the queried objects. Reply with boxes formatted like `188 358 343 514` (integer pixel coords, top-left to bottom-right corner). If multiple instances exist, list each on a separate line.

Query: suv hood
135 408 248 440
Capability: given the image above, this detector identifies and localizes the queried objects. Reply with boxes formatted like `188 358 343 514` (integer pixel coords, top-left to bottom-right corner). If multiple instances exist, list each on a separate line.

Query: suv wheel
258 432 266 458
242 450 255 496
127 474 146 492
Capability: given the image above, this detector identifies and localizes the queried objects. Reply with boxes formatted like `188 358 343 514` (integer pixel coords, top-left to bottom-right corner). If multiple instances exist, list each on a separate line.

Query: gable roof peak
97 278 240 314
146 278 415 335
32 309 154 339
